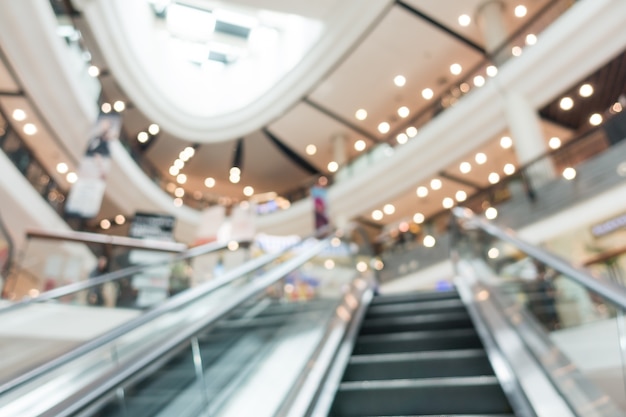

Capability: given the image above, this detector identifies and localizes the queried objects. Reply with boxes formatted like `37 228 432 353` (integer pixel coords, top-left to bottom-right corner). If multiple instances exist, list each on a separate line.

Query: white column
476 0 511 66
333 134 347 168
504 91 556 189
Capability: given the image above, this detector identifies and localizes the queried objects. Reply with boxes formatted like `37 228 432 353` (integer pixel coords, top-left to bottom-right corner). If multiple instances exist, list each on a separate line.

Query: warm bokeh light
563 167 577 180
500 136 513 149
383 204 395 215
204 177 215 188
450 63 462 75
579 83 593 97
413 212 425 224
459 162 471 174
396 133 408 144
394 75 406 87
355 109 367 120
423 235 436 248
416 186 428 198
372 210 383 221
458 14 471 27
560 97 574 110
549 137 561 149
56 162 68 174
378 122 390 134
406 127 418 137
515 5 527 17
430 178 442 190
589 113 603 126
422 88 434 100
12 109 26 121
485 207 498 219
306 144 317 155
148 123 160 135
397 106 410 118
354 139 366 152
475 152 487 165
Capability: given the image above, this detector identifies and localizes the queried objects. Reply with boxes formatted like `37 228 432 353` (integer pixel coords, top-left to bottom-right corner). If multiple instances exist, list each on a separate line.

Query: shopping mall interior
0 0 626 416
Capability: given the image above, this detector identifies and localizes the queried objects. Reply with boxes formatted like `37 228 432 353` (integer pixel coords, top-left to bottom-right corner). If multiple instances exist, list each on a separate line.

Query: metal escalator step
344 349 493 381
354 328 482 354
365 298 467 318
369 291 459 305
359 312 473 335
331 376 511 416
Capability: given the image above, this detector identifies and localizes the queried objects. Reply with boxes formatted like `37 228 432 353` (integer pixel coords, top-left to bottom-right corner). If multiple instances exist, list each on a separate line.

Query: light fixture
355 109 367 120
488 247 500 259
422 88 434 100
511 46 522 56
12 109 26 121
548 137 561 149
475 152 487 164
378 122 390 134
88 65 100 77
394 75 406 87
228 241 240 251
460 83 470 93
397 106 410 118
514 5 527 17
612 102 623 113
372 210 383 221
455 190 467 202
56 162 68 174
579 84 594 97
174 187 185 197
500 136 513 149
356 261 368 272
173 159 184 169
176 173 187 184
485 207 498 219
503 163 516 175
458 14 471 26
23 123 37 135
230 166 241 176
101 103 112 113
562 167 577 180
430 178 442 190
137 131 149 143
229 175 240 184
559 97 574 111
204 177 215 188
305 144 317 155
488 172 500 184
115 215 126 225
589 113 603 126
413 212 425 224
423 235 436 248
459 162 472 174
148 124 160 135
243 186 254 196
383 204 395 215
100 219 111 230
169 166 180 176
442 197 454 209
113 100 125 112
473 75 485 87
327 161 338 172
66 172 78 183
486 66 498 77
525 34 537 45
450 63 462 75
354 140 366 152
406 127 418 137
416 186 429 198
173 198 183 207
396 133 408 144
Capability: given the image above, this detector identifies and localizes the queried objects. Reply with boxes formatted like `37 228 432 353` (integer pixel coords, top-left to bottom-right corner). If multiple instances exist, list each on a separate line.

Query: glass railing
0 228 375 417
450 207 626 415
0 212 13 284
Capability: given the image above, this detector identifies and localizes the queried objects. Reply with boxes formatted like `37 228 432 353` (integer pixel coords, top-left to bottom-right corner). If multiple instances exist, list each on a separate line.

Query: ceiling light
475 152 487 164
559 97 574 111
442 197 454 209
458 14 471 26
204 177 215 188
485 207 498 219
166 183 176 192
514 5 527 17
173 198 183 207
174 159 184 169
450 63 462 75
148 124 160 135
500 136 513 149
66 172 78 183
430 178 442 190
455 190 467 202
176 173 187 184
397 106 410 118
511 46 522 57
378 122 390 134
503 163 516 175
372 210 383 221
23 123 37 135
113 100 125 112
563 167 577 180
423 235 436 248
243 186 254 196
413 212 425 224
56 162 68 174
525 34 537 45
327 161 338 172
459 161 472 174
88 65 100 77
422 88 434 100
612 102 623 113
355 109 367 120
579 84 594 97
12 109 26 121
416 186 429 198
184 147 195 158
473 75 485 87
548 137 561 149
396 133 408 144
305 144 317 155
174 187 185 197
394 75 406 87
100 219 111 230
589 113 603 126
137 131 149 143
324 259 335 270
356 261 368 272
101 103 112 113
460 83 470 93
229 175 240 184
115 215 126 225
406 127 418 137
383 204 395 215
354 140 366 152
230 166 241 176
169 166 180 176
486 66 498 77
488 172 500 184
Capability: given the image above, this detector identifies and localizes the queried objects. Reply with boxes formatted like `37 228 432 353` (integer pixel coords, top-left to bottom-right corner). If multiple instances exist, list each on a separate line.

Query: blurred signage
591 212 626 237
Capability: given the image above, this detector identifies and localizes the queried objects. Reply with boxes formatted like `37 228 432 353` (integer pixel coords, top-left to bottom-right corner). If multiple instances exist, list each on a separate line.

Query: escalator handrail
451 206 626 310
38 237 334 417
0 235 312 396
0 239 247 315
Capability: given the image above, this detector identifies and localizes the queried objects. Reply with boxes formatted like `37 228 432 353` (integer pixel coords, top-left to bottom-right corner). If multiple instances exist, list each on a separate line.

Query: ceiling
2 0 626 240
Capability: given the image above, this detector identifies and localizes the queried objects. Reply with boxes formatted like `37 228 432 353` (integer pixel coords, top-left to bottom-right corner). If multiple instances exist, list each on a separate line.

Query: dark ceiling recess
539 50 626 131
232 137 244 169
263 128 320 175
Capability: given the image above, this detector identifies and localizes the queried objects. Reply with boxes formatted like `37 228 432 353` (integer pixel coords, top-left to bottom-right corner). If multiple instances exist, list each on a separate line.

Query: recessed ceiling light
455 190 467 202
475 152 487 164
394 75 406 87
137 131 149 143
169 166 180 176
230 167 241 176
548 137 561 149
23 123 37 135
174 187 185 197
511 46 522 57
458 14 471 27
383 204 395 215
66 172 78 183
101 103 112 113
450 63 462 75
525 34 537 45
229 175 240 184
485 207 498 219
100 219 111 229
204 177 215 188
378 122 390 134
355 109 367 120
503 163 516 175
406 126 418 137
327 161 338 172
113 100 125 112
174 159 184 169
422 88 434 100
354 139 366 152
514 5 527 17
88 65 100 77
173 198 183 207
372 210 383 221
589 113 603 126
459 162 471 173
442 197 454 209
413 212 425 223
612 102 623 113
486 66 498 77
148 124 160 135
500 136 513 149
115 215 126 225
488 172 500 184
579 83 593 97
430 178 442 190
12 109 26 121
176 173 187 184
56 162 69 174
416 186 428 198
396 133 408 144
473 75 485 87
460 83 470 93
305 144 317 155
397 106 410 118
423 235 436 247
560 97 574 111
243 186 254 196
562 167 576 180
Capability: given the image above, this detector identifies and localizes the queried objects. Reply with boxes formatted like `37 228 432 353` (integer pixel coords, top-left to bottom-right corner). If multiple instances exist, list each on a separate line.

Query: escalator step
365 298 467 318
359 312 473 335
331 376 511 416
343 349 493 381
354 328 482 354
369 291 459 305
